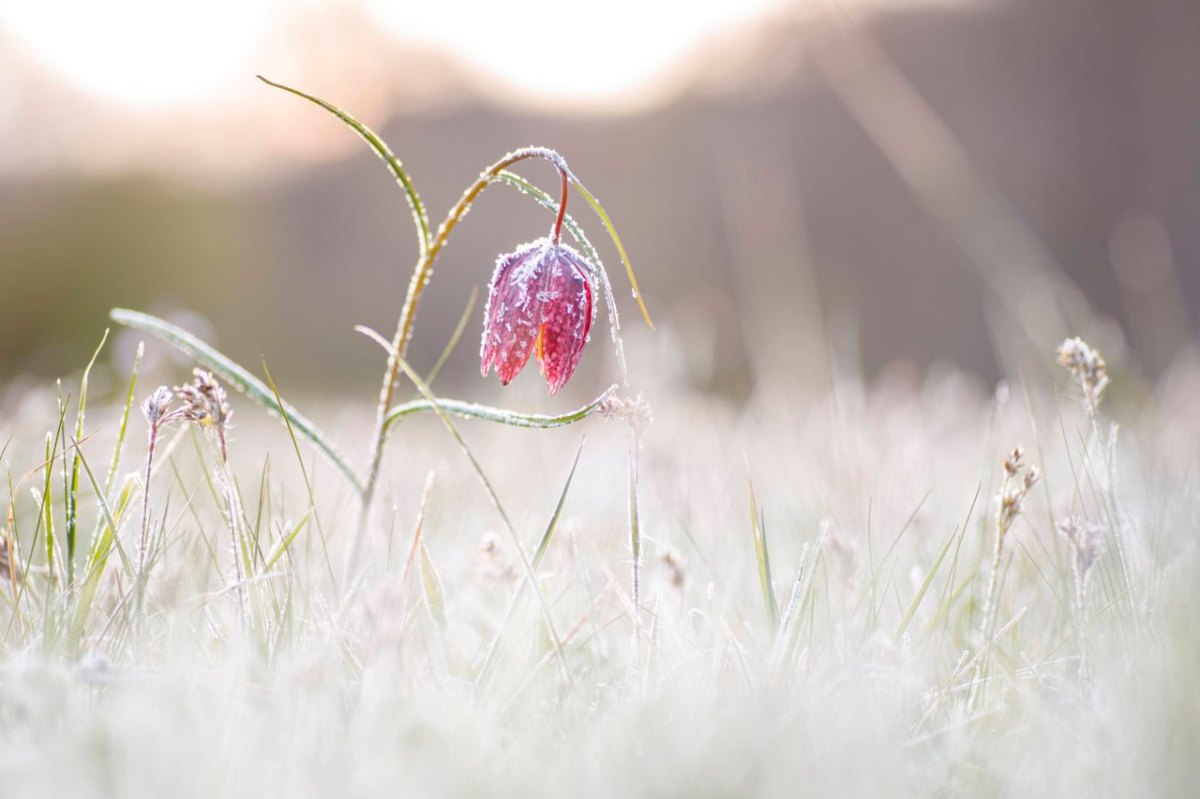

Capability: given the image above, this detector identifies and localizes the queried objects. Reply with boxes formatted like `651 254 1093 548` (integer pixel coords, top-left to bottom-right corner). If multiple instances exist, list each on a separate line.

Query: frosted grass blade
258 76 431 255
384 387 615 433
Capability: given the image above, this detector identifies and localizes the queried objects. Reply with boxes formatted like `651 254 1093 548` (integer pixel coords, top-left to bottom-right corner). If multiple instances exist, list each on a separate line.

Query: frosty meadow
0 81 1196 797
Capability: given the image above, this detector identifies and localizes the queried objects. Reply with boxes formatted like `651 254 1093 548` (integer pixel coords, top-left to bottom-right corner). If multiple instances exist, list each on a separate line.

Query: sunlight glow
0 0 283 107
0 0 791 109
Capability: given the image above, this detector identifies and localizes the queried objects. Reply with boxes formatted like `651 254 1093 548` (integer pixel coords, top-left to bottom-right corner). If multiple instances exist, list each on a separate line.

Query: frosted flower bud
480 237 596 395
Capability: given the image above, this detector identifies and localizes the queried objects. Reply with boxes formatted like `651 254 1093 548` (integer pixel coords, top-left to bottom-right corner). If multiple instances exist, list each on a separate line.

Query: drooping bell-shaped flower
480 237 595 395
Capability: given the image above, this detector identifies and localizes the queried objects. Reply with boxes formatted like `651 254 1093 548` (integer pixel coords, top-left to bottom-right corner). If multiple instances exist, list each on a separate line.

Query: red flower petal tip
480 238 595 396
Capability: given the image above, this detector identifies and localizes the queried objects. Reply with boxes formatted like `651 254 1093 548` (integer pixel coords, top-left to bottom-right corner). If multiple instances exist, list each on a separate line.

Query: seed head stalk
349 148 573 586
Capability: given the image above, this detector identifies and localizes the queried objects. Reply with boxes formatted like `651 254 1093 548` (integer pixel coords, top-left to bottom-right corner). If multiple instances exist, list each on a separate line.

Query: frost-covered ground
0 342 1197 798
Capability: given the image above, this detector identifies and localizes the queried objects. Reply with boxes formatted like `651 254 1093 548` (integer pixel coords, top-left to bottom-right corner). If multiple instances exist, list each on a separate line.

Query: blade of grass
70 439 134 580
384 387 616 433
93 341 141 547
894 524 958 640
533 438 585 567
263 509 314 573
563 171 654 330
419 541 447 631
475 438 586 694
257 75 431 256
629 443 643 618
424 286 477 387
748 476 779 635
66 330 108 585
261 360 338 593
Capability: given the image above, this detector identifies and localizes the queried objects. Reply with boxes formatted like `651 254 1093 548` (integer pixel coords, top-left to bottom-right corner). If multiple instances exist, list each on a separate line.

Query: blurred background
0 0 1196 402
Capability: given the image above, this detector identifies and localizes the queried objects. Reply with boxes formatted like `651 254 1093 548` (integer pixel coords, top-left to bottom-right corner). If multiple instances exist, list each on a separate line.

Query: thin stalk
628 434 643 623
138 421 160 575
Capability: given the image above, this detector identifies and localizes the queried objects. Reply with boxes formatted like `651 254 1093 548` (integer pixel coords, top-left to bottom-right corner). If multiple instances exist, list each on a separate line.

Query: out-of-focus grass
0 331 1196 797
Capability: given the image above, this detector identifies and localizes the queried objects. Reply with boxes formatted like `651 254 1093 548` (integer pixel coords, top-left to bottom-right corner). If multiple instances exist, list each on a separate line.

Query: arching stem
347 147 572 586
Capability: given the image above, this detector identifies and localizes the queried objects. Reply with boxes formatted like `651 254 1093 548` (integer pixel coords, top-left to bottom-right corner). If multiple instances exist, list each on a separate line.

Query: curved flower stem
350 147 572 584
552 167 569 245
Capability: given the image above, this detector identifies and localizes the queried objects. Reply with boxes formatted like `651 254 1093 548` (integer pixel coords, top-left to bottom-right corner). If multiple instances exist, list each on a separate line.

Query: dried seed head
1002 446 1024 477
477 530 517 585
660 549 687 589
1058 516 1105 578
0 534 20 584
599 392 653 434
1057 337 1110 409
996 445 1039 542
174 369 233 429
1023 465 1041 491
141 386 175 426
997 486 1025 536
479 530 502 557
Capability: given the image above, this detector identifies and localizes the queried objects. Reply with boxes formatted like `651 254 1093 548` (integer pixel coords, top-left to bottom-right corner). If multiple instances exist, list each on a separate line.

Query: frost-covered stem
1072 558 1090 683
211 445 248 628
137 421 160 575
979 522 1004 643
1086 409 1133 607
349 147 572 585
628 433 642 623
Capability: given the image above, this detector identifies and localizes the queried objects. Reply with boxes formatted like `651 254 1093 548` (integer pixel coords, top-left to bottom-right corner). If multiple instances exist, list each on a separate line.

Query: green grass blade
748 477 779 634
263 509 314 573
71 473 135 638
71 438 133 579
110 309 363 493
41 438 54 576
384 386 615 434
261 361 337 591
894 525 958 640
67 329 109 586
424 286 477 387
563 172 654 330
257 76 431 256
533 438 586 568
474 439 586 693
103 341 142 499
419 542 447 630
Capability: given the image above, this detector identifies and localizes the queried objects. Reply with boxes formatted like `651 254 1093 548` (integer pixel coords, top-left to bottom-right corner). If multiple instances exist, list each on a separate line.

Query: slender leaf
258 76 431 254
894 525 958 640
424 286 477 387
749 477 779 634
384 386 615 433
533 438 586 568
67 329 109 585
263 509 314 573
564 172 654 330
419 542 447 630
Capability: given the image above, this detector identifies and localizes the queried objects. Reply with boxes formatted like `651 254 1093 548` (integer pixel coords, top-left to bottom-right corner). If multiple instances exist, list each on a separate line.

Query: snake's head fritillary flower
480 237 595 396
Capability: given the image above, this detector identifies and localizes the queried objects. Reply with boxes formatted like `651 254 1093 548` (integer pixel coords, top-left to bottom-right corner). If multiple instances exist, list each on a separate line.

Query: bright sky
0 0 794 109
